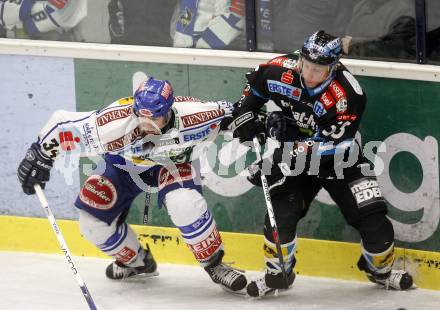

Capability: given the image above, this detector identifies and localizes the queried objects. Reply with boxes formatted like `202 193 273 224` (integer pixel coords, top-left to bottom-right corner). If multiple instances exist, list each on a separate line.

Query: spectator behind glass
265 0 354 53
0 0 86 41
342 0 416 60
170 0 246 50
108 0 177 46
426 0 440 62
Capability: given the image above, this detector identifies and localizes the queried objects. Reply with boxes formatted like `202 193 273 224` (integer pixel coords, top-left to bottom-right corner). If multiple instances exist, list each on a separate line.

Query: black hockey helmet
300 31 342 66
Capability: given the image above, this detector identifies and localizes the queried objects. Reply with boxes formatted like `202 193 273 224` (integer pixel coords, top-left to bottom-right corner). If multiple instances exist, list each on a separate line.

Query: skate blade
220 286 247 296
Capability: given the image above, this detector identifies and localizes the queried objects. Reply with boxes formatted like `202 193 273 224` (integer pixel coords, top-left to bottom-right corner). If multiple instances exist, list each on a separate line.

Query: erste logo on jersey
281 70 294 84
181 109 224 128
183 123 218 141
267 80 302 101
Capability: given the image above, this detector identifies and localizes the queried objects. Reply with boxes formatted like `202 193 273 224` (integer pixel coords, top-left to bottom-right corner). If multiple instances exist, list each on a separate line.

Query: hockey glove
17 143 53 195
230 109 267 144
247 159 285 187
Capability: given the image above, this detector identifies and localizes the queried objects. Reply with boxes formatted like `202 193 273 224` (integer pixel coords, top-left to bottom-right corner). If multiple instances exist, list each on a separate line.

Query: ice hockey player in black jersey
230 30 413 297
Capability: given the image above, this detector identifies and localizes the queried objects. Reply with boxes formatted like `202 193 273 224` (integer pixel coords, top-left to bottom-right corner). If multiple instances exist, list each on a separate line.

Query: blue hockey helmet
300 31 342 66
133 77 174 118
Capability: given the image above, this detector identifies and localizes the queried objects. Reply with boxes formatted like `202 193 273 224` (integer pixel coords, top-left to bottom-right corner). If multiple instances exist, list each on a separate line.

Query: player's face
138 113 169 135
300 58 331 88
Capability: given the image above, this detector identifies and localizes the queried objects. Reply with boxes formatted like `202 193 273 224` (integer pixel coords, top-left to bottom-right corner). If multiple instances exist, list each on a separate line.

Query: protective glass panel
256 0 417 62
0 0 247 51
426 0 440 64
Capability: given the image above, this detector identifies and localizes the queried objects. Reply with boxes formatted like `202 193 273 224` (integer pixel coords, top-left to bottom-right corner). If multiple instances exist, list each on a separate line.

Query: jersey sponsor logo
350 178 384 208
97 106 133 126
187 228 222 260
313 101 327 117
79 175 117 210
158 163 194 190
113 247 137 264
117 96 133 105
104 127 142 152
320 91 336 109
343 71 363 95
292 111 316 129
329 80 346 101
181 109 224 128
59 131 81 151
336 114 357 122
174 96 199 102
82 123 99 151
183 127 211 141
268 57 289 66
282 58 297 69
281 70 294 84
336 99 348 114
267 80 302 101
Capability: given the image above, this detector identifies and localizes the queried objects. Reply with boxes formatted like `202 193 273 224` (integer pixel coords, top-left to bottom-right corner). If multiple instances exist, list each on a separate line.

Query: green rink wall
74 59 440 254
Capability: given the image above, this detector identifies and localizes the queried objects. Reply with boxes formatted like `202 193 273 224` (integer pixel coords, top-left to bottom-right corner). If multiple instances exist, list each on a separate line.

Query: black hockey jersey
237 54 368 176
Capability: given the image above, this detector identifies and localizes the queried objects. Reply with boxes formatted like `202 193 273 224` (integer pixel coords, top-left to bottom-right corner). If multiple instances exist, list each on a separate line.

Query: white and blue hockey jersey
37 95 233 169
0 0 86 36
171 0 245 49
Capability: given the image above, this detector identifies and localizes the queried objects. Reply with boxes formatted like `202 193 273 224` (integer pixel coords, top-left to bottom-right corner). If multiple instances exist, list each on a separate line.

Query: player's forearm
37 110 104 159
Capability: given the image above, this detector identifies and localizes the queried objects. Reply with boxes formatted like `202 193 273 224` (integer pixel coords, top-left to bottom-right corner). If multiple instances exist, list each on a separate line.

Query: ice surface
2 251 439 310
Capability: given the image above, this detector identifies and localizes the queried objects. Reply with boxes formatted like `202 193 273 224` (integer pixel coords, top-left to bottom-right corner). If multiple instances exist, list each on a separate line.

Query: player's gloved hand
17 143 53 195
230 106 257 143
266 112 287 141
247 159 285 187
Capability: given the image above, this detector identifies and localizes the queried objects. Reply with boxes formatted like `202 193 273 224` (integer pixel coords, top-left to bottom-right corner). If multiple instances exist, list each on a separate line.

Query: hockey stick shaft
252 138 288 284
34 185 98 310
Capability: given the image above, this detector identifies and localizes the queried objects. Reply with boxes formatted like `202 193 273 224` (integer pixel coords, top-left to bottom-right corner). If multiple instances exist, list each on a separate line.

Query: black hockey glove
266 111 287 142
230 107 266 144
247 159 285 187
17 143 53 195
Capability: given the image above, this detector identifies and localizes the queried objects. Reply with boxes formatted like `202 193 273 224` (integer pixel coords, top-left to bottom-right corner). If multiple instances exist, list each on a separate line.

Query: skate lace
255 277 273 294
211 263 242 287
112 262 135 279
377 270 405 290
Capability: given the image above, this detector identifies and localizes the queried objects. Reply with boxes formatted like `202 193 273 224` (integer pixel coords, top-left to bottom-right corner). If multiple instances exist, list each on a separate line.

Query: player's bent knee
78 208 118 245
164 188 207 227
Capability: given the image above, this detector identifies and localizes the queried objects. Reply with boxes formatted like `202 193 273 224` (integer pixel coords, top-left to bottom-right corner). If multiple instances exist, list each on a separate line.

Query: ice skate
205 250 247 294
106 247 158 280
246 271 295 297
366 269 413 290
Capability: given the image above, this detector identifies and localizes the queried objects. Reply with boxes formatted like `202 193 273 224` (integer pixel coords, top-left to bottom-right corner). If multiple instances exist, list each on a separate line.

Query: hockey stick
34 185 98 310
143 190 151 225
252 137 289 286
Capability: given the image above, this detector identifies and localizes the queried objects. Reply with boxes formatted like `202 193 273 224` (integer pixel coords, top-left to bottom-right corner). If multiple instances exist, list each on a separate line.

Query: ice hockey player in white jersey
171 0 245 49
0 0 86 38
17 77 247 293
